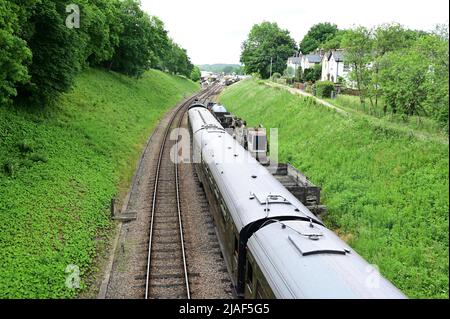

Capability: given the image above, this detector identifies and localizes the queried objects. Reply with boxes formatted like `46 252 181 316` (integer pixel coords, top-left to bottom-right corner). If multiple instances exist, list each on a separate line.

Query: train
187 102 406 299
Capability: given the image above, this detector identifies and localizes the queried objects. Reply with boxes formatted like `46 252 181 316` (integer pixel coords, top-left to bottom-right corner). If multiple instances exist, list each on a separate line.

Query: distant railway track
144 84 220 299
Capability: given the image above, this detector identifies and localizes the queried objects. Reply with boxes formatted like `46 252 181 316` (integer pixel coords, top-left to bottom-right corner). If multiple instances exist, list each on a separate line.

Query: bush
272 72 281 80
303 64 322 82
315 81 335 98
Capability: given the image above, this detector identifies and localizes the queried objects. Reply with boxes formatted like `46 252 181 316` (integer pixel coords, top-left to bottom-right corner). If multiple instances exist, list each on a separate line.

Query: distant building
286 50 325 78
301 53 322 70
287 53 302 77
321 50 351 83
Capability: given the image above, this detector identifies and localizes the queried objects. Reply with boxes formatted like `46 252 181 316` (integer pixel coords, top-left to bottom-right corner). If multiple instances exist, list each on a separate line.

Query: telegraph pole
269 57 273 80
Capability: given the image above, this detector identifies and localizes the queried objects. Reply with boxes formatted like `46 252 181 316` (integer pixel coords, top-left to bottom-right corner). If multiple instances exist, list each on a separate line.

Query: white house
321 50 350 83
301 53 322 70
286 53 302 77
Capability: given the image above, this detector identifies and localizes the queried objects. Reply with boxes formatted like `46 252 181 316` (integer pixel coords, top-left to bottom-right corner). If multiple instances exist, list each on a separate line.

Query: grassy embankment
324 94 445 138
0 68 199 298
219 79 448 299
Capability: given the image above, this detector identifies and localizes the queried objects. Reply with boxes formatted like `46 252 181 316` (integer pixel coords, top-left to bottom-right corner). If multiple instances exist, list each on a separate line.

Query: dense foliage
190 66 201 82
220 79 449 299
303 64 322 82
240 22 297 79
299 22 338 54
0 0 195 105
342 24 449 131
0 0 32 104
315 81 335 98
0 68 199 298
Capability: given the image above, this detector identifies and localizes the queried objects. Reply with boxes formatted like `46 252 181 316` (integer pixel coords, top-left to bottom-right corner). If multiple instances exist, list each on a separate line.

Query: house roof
288 57 302 64
329 50 345 62
304 54 322 63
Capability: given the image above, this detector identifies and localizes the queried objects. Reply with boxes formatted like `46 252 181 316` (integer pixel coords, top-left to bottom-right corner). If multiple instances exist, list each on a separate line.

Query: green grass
0 68 199 298
325 94 444 136
220 79 449 299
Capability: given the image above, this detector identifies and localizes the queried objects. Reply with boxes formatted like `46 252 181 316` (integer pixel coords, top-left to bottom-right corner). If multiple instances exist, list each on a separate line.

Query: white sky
141 0 449 65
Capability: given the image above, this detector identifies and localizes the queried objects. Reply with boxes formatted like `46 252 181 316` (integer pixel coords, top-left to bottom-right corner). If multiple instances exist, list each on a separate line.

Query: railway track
144 84 219 299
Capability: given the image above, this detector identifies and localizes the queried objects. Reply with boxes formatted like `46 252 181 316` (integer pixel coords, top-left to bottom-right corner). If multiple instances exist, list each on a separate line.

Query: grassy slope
324 94 446 139
219 80 449 298
0 68 199 298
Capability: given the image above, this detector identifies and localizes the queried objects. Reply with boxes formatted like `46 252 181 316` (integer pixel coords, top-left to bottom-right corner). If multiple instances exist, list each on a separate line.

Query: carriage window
255 136 267 151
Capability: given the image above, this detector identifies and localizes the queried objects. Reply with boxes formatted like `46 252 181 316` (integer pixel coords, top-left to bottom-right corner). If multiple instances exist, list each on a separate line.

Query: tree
370 24 421 111
299 23 338 54
417 33 449 130
240 22 297 79
146 16 171 71
1 0 194 106
165 40 193 77
108 0 153 77
379 50 428 117
341 27 374 106
321 29 349 51
190 66 201 82
223 65 234 74
295 66 303 82
81 0 123 66
303 64 322 82
0 0 31 104
15 0 86 105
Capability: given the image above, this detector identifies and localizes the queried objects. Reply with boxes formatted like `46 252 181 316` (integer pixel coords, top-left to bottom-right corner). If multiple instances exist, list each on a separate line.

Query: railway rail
144 84 220 299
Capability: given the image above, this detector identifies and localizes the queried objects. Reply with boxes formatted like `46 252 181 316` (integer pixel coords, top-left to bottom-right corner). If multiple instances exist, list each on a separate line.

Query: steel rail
145 86 216 299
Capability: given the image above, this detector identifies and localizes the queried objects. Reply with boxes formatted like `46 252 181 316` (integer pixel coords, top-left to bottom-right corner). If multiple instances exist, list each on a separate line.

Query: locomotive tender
188 102 405 299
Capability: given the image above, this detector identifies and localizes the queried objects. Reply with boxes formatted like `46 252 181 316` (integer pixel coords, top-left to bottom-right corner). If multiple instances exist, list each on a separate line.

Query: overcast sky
141 0 449 65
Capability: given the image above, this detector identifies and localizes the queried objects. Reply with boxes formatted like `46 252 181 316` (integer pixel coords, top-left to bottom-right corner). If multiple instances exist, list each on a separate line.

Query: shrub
303 64 322 82
272 72 281 80
315 80 335 98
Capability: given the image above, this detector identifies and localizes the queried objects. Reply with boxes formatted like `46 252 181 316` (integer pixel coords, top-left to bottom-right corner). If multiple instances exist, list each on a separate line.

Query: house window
343 63 350 72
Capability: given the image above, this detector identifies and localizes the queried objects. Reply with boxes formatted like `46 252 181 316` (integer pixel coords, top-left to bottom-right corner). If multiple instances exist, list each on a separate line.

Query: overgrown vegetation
299 22 339 54
325 94 445 137
341 24 449 131
279 22 450 132
240 22 297 78
315 81 335 98
0 68 199 298
0 0 195 106
220 79 448 299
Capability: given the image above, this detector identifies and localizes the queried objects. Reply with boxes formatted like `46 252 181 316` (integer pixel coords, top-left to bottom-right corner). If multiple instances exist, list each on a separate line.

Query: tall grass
220 79 449 298
327 94 444 135
0 68 199 298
